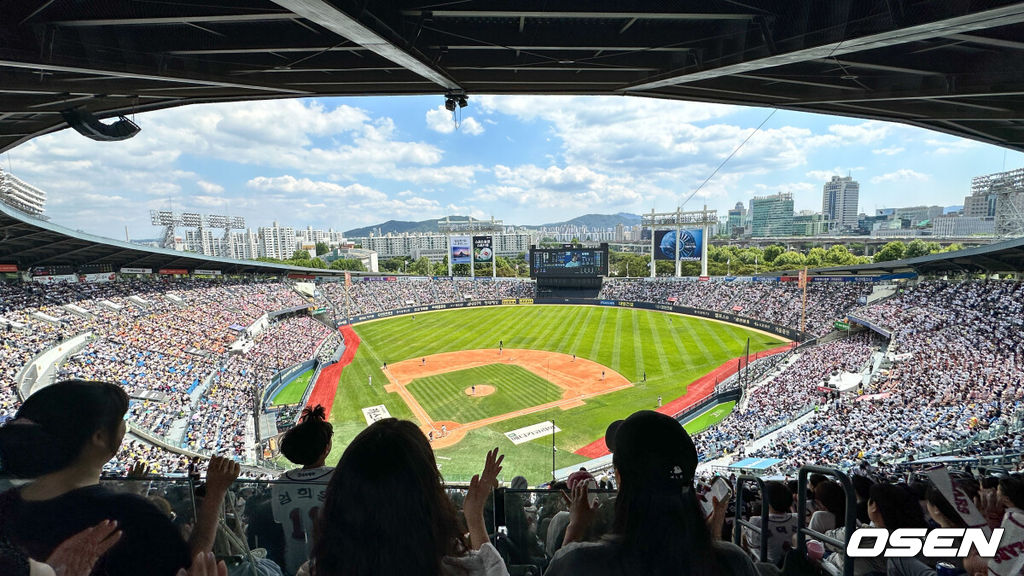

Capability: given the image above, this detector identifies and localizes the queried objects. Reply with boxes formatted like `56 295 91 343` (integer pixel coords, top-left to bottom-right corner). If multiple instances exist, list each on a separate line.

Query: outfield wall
342 298 806 342
261 359 318 406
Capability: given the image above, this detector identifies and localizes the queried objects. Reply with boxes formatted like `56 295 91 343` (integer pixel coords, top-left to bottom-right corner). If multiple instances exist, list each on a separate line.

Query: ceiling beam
271 0 460 90
946 33 1024 51
432 45 692 52
52 13 297 27
404 11 756 21
0 60 311 94
622 3 1024 91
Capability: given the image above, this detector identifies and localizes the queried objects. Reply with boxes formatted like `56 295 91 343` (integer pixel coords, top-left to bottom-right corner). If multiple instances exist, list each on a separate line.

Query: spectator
310 418 508 575
743 481 797 565
0 380 238 576
273 405 334 575
546 410 757 575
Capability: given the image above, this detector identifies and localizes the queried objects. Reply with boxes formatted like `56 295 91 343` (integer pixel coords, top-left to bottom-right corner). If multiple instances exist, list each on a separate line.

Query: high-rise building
792 211 824 236
726 202 746 236
750 192 794 237
821 176 860 232
258 221 297 259
0 167 47 216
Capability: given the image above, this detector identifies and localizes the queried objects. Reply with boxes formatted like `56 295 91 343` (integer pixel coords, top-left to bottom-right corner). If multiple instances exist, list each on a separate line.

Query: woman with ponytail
272 404 335 575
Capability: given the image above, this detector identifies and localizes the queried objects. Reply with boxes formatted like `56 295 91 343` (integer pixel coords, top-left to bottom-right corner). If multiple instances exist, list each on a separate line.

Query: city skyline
1 94 1022 241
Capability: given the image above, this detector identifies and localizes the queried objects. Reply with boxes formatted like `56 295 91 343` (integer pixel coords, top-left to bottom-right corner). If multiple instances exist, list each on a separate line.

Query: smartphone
700 477 732 518
585 479 599 509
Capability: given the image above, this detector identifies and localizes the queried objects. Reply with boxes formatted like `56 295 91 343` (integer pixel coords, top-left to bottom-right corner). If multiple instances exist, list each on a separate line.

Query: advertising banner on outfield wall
654 229 703 261
473 236 493 263
451 235 472 264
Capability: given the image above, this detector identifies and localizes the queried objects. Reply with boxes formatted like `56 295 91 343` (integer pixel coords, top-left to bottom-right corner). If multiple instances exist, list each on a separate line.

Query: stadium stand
599 278 872 336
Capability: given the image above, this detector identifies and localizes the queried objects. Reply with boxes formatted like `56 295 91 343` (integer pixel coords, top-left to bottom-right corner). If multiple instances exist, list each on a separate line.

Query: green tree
904 239 931 259
873 241 907 263
291 249 311 260
772 251 807 268
824 245 857 266
315 242 330 256
432 260 448 276
610 252 649 277
654 261 675 276
410 257 431 276
762 244 785 263
329 258 366 271
940 243 965 253
379 257 406 273
805 247 827 267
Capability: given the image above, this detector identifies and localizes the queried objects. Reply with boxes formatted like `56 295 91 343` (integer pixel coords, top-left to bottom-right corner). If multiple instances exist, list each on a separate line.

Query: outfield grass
325 305 783 483
683 401 737 435
271 368 315 405
408 364 563 423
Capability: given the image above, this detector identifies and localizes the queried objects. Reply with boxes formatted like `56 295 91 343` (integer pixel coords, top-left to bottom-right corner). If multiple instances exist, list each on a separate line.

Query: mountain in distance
539 212 641 229
344 213 642 236
344 216 472 237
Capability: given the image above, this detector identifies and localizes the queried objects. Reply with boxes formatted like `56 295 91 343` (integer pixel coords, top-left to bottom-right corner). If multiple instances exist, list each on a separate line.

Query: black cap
605 410 697 488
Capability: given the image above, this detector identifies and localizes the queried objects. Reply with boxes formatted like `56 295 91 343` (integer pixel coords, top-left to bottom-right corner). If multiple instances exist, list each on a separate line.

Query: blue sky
3 95 1022 240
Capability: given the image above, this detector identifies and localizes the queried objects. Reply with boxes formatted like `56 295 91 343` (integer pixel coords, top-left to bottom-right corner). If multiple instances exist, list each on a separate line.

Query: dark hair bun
301 405 327 423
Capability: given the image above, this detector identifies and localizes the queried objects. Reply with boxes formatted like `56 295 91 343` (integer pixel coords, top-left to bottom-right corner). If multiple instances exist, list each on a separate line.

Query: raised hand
463 447 504 550
204 456 240 497
46 520 122 576
561 481 598 546
464 447 504 518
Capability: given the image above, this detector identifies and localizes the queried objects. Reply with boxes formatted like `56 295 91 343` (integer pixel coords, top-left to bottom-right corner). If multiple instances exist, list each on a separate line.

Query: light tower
150 210 182 249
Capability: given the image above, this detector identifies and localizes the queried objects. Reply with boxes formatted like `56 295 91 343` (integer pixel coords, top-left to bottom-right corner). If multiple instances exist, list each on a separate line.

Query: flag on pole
798 268 807 289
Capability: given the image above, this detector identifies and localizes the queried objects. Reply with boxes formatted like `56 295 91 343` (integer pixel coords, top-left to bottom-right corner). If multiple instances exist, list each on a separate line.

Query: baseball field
320 305 784 484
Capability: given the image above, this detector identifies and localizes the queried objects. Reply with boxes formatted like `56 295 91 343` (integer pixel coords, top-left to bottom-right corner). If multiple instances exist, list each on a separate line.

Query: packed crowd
744 280 1024 470
696 334 876 460
0 278 326 471
598 278 872 335
317 277 537 316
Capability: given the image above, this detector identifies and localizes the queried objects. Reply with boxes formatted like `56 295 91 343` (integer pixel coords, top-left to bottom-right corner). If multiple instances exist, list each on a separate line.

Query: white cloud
870 169 929 184
426 106 455 134
924 138 978 154
803 167 866 182
872 146 905 156
244 175 443 225
197 181 224 194
460 117 485 136
827 122 889 144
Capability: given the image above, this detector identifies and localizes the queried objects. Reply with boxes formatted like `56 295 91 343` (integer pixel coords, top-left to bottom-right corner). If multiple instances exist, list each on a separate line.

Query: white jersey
271 466 334 575
744 512 798 565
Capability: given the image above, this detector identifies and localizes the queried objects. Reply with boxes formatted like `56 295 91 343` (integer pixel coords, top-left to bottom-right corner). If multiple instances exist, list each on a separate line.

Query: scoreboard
530 244 608 278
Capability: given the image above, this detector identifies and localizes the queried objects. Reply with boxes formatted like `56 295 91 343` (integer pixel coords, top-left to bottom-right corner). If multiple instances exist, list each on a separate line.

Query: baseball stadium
3 2 1024 576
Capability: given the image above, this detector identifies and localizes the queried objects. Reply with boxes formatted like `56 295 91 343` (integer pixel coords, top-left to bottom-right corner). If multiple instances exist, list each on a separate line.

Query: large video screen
530 245 608 277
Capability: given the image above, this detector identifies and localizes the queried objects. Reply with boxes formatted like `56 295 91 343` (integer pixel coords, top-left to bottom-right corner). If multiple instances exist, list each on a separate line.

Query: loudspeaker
61 108 141 142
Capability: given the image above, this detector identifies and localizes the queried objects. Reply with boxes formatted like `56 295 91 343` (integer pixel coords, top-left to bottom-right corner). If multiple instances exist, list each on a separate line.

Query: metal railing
795 466 857 576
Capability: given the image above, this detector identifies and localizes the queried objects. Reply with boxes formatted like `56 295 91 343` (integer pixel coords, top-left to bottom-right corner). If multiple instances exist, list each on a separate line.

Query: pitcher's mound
464 385 496 397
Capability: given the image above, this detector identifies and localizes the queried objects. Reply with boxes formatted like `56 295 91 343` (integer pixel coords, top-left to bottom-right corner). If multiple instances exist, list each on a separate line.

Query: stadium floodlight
207 214 227 229
181 212 203 227
150 210 177 226
231 216 246 230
